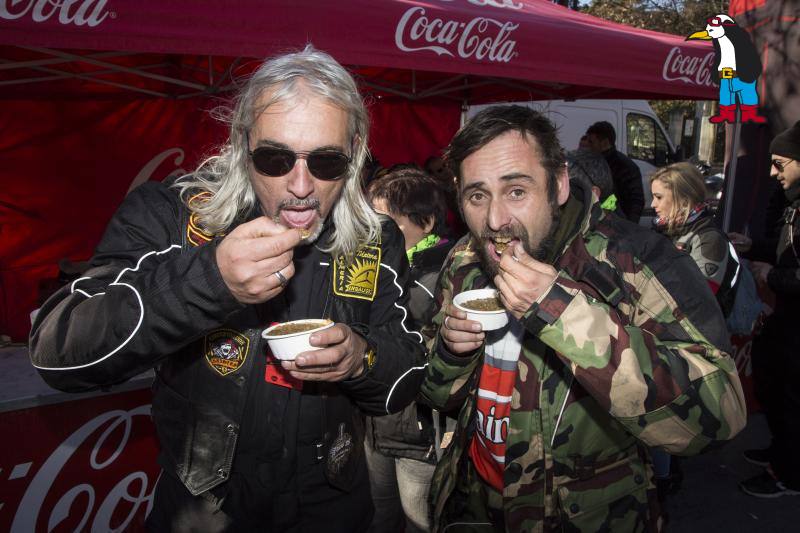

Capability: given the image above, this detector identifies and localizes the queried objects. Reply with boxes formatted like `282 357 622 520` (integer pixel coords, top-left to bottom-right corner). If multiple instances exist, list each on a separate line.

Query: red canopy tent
0 0 717 100
0 0 717 342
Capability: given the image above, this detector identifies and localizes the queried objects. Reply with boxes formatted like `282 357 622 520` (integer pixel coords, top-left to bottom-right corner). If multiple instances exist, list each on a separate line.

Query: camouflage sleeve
418 243 484 412
522 253 746 456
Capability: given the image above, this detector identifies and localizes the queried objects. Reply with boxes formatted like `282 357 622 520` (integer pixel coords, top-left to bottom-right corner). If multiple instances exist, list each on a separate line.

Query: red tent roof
0 0 717 101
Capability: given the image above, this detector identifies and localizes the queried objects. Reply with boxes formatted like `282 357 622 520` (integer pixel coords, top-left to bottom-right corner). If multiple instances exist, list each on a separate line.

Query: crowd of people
27 47 798 532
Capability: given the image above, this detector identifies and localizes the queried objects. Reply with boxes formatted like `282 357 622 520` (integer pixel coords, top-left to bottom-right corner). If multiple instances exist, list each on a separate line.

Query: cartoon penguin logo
687 14 766 124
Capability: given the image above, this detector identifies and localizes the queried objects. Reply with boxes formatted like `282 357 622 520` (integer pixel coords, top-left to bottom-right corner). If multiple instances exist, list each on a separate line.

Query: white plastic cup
453 288 509 331
262 319 335 360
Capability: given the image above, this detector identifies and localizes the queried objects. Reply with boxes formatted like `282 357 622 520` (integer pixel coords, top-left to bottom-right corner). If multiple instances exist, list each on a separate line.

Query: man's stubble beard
475 202 561 279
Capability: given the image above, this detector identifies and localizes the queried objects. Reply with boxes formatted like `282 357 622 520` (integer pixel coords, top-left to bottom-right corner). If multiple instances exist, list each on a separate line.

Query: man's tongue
281 208 316 228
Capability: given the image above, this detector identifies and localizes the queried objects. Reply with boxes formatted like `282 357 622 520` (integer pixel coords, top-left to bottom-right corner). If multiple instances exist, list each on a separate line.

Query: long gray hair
174 45 380 259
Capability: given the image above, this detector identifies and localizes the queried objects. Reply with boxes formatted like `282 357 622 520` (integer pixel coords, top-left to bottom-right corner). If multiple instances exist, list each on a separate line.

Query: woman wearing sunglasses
28 46 427 532
728 120 800 499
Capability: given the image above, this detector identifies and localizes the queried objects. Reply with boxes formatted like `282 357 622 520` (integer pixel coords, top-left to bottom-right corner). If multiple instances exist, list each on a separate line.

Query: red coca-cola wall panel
0 95 459 342
0 97 227 343
0 389 159 532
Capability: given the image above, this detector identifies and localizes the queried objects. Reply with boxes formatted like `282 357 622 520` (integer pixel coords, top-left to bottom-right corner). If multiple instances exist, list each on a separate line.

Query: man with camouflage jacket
420 105 746 532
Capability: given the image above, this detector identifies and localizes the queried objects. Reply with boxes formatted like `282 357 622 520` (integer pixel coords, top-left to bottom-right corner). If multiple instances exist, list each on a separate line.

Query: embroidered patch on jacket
333 245 381 301
187 192 215 247
205 329 249 376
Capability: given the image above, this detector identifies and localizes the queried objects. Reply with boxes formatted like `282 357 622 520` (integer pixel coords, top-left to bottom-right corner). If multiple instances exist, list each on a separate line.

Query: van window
626 113 670 166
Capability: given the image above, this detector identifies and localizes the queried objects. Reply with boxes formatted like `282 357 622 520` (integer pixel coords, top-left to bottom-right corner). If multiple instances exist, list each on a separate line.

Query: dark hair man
585 120 645 222
365 167 456 532
426 154 467 238
421 105 745 531
28 46 425 532
730 120 800 498
566 148 616 210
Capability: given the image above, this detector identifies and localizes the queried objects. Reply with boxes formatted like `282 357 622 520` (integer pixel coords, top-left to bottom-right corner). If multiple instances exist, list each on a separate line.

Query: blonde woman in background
648 162 741 501
650 162 739 314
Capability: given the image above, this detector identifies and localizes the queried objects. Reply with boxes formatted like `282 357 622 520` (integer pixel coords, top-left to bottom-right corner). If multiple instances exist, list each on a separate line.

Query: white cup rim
262 319 334 340
453 289 506 315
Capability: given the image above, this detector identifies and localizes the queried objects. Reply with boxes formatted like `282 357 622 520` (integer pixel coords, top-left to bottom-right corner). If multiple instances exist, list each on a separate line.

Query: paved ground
665 413 800 532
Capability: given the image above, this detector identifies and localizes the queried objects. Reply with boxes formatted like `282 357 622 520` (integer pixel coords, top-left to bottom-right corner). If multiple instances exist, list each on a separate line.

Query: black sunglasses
248 143 351 181
772 159 794 172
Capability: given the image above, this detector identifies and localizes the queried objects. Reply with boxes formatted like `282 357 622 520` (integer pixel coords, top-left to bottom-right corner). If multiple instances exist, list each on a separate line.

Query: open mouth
280 207 317 229
487 236 519 260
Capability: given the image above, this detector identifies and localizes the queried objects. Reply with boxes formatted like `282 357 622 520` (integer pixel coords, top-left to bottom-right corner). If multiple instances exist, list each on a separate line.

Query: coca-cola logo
662 46 717 88
126 147 187 194
395 6 519 63
0 0 112 27
10 405 157 532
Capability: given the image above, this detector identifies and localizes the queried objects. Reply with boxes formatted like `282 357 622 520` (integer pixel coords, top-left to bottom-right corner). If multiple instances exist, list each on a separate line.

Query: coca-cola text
0 0 111 27
395 6 518 63
662 46 717 87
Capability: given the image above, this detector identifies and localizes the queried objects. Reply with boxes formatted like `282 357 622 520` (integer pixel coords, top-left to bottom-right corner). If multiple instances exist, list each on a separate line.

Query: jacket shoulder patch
333 245 381 301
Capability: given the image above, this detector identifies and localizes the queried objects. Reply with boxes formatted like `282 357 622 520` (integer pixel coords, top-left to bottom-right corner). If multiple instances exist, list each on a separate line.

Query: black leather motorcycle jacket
29 179 426 498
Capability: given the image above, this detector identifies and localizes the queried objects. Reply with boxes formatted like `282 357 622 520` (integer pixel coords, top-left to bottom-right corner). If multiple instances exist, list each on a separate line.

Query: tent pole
0 62 170 87
722 115 742 232
0 50 131 71
0 61 169 97
23 47 207 91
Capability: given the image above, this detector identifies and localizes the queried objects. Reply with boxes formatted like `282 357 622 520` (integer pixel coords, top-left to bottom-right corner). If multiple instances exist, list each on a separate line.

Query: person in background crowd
424 155 453 187
420 105 745 531
729 120 800 498
566 148 619 213
362 155 383 187
28 46 426 531
426 154 467 238
650 162 739 316
365 167 456 532
648 162 741 503
585 120 645 222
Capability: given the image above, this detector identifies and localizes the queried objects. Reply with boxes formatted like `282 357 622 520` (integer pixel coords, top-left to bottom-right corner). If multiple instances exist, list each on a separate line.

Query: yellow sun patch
333 245 381 301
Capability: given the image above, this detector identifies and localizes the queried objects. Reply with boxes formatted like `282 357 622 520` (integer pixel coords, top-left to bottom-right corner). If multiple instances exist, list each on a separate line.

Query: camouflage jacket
420 185 746 532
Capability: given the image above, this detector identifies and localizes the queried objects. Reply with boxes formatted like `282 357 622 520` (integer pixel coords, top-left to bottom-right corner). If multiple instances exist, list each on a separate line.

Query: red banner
0 389 159 532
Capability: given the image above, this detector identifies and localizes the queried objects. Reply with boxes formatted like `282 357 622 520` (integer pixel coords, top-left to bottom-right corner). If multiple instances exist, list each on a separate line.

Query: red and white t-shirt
468 319 524 491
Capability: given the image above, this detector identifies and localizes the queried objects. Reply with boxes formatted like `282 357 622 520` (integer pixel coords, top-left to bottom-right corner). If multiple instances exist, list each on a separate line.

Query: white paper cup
262 319 335 360
453 288 509 331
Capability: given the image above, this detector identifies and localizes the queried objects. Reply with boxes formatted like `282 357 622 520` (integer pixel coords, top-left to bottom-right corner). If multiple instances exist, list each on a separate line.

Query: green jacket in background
420 183 746 532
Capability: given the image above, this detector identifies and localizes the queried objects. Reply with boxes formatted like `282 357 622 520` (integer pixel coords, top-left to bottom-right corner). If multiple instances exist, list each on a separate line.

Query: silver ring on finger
273 270 288 288
444 316 452 330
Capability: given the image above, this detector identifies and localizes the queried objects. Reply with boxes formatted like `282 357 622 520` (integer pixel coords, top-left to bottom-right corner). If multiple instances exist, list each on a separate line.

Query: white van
466 100 681 223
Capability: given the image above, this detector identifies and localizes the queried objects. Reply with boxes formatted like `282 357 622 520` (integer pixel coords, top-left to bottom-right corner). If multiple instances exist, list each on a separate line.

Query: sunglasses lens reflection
252 148 295 176
307 152 350 180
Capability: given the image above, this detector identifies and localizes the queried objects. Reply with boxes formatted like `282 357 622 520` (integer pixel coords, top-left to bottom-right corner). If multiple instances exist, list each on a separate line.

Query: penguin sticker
687 14 766 124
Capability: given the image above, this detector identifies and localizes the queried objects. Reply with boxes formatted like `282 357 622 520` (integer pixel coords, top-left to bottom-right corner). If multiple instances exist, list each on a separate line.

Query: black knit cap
770 120 800 160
